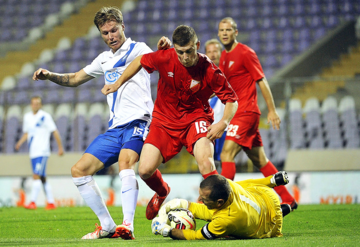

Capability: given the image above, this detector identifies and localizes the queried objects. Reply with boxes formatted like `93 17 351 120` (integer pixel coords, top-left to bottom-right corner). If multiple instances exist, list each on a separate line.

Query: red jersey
141 48 237 129
219 43 264 115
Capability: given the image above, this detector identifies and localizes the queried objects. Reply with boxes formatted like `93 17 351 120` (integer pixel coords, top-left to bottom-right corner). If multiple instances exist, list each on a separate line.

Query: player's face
100 20 126 53
198 188 218 210
205 43 221 66
218 21 238 46
174 40 200 67
31 98 42 113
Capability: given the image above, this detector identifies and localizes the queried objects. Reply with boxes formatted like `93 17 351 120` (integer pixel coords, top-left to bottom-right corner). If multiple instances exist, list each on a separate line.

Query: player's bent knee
138 166 155 180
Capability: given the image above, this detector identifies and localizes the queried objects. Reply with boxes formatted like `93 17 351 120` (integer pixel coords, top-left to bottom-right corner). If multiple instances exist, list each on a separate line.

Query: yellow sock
237 176 274 188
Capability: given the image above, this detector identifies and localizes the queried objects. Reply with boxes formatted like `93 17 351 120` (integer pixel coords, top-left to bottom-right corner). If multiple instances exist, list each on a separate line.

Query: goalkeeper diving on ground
152 172 292 240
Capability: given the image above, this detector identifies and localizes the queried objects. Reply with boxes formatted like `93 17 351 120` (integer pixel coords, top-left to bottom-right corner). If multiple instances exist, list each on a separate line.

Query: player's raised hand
157 36 172 50
33 68 50 81
207 121 227 141
101 84 120 95
267 110 281 130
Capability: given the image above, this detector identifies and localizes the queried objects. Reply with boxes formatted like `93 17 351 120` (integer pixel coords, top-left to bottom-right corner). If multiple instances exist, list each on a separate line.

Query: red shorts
225 112 263 150
145 118 211 163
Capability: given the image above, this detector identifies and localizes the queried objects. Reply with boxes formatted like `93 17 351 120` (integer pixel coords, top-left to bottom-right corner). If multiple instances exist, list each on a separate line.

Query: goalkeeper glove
151 217 172 237
158 198 189 218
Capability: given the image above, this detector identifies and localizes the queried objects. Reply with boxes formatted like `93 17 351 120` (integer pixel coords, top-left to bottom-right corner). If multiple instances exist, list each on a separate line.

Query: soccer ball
168 208 196 230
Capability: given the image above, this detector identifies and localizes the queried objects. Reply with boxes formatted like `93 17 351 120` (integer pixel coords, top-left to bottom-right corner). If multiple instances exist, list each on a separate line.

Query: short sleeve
45 114 57 132
140 51 158 74
22 115 28 133
83 53 104 78
136 42 153 56
210 69 238 105
243 48 264 82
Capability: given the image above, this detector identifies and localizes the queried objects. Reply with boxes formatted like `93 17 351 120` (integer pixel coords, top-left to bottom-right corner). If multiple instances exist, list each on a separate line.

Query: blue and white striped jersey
23 109 57 158
83 38 153 129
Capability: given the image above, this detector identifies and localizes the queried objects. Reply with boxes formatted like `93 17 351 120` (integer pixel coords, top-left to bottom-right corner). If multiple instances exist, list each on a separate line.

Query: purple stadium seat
70 49 83 62
12 91 30 105
298 39 310 52
264 41 278 54
52 62 66 73
292 3 305 15
307 2 321 15
313 28 326 41
323 2 336 14
293 16 306 28
53 50 69 63
68 61 82 73
299 28 311 41
246 19 257 30
43 89 61 104
61 88 76 103
87 114 104 146
249 31 261 42
77 88 92 103
309 16 322 28
325 15 339 28
0 29 11 41
16 77 32 90
264 54 278 68
281 40 294 53
277 17 290 29
281 54 293 67
277 4 288 16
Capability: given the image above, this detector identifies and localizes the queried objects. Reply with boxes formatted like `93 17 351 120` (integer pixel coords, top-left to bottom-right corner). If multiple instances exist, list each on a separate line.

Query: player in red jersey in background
102 25 238 220
217 17 297 210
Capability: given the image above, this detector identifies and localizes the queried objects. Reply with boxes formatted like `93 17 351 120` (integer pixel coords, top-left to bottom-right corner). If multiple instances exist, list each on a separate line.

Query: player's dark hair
172 25 198 46
94 6 123 30
200 175 231 202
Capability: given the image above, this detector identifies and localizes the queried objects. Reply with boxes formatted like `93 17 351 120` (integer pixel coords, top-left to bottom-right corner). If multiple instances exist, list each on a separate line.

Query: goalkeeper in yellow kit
152 172 292 240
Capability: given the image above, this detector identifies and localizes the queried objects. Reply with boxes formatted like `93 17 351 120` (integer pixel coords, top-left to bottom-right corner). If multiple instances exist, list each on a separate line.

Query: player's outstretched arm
207 101 238 141
157 36 172 50
52 130 64 156
257 77 280 130
32 68 93 87
101 55 143 95
15 133 28 151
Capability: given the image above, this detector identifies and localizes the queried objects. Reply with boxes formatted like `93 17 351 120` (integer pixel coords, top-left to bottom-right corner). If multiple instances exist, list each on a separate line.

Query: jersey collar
113 38 133 55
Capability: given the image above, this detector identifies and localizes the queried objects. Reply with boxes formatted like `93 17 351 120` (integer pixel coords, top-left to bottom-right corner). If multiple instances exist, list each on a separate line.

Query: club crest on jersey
105 70 121 83
190 79 200 92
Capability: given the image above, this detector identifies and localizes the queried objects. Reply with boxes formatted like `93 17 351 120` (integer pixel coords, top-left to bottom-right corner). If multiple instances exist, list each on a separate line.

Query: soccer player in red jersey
102 25 238 220
217 17 297 210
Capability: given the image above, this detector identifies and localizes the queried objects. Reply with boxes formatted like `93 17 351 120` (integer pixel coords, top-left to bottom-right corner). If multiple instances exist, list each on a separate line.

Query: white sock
43 182 54 204
30 179 42 203
73 176 116 232
120 169 138 231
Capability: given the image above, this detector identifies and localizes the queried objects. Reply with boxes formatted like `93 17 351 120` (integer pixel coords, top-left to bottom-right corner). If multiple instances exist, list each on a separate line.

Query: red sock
221 162 236 180
260 161 295 203
202 170 218 179
142 169 168 197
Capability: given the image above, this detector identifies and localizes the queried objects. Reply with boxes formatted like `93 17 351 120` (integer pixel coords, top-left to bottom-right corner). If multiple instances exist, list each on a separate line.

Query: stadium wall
1 149 360 177
1 172 359 208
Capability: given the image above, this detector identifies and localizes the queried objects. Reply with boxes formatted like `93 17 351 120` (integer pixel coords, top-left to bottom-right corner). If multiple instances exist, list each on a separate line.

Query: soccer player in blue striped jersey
32 6 171 240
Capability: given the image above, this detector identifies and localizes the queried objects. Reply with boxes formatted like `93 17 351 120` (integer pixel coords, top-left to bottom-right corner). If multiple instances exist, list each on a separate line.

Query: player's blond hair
204 39 223 53
219 17 238 31
31 96 42 104
94 6 123 30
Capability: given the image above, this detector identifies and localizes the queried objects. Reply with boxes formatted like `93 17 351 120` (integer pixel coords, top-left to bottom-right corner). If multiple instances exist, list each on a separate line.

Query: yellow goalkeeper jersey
182 179 283 240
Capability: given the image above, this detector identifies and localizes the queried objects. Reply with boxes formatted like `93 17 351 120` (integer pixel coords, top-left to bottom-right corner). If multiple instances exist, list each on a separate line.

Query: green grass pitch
1 204 359 246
